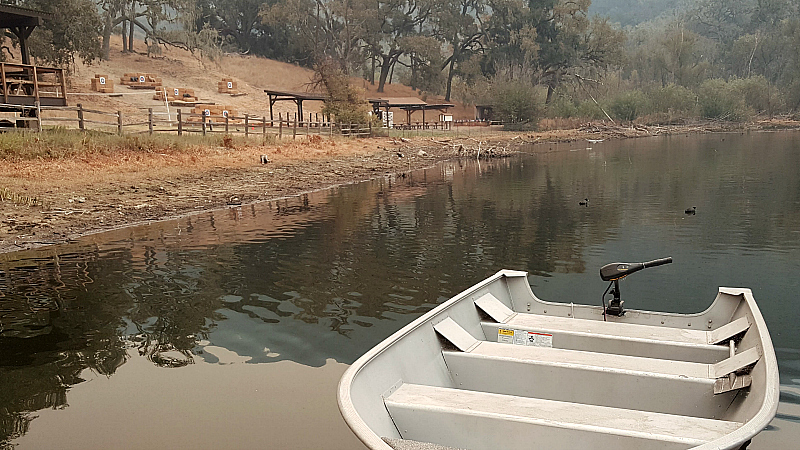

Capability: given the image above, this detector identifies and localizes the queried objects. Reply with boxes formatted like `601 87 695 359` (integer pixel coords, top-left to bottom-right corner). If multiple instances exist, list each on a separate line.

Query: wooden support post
369 120 372 137
35 100 42 132
1 63 7 104
148 108 153 135
32 66 39 103
77 103 85 130
202 114 207 136
262 115 266 140
244 114 249 137
224 114 229 133
293 117 297 139
177 109 183 135
306 118 310 136
279 119 283 139
117 111 123 135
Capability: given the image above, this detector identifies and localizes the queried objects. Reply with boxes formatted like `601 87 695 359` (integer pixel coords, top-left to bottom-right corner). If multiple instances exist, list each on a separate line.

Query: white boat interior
338 270 779 450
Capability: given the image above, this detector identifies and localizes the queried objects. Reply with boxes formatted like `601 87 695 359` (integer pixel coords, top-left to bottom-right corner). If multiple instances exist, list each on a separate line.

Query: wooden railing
0 63 66 106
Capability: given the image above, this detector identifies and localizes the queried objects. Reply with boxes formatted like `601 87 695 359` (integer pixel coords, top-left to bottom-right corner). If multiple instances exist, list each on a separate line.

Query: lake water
1 131 799 449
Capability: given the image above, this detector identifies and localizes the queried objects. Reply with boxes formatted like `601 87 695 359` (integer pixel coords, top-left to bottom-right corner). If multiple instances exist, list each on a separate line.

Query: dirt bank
2 120 798 255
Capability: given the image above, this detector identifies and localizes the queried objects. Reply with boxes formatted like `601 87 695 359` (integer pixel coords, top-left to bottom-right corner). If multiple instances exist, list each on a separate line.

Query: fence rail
0 103 375 139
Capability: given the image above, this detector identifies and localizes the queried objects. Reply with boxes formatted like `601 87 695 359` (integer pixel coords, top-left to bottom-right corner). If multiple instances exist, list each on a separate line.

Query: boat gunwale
337 270 779 450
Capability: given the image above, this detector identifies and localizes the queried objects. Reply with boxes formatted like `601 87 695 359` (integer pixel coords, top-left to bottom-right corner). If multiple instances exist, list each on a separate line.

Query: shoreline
2 120 798 256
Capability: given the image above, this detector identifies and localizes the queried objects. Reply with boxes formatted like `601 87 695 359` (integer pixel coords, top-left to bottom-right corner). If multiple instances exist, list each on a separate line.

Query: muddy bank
2 120 798 255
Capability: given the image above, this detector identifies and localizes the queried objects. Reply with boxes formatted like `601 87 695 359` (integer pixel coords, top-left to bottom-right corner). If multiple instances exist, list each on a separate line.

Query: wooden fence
11 103 374 138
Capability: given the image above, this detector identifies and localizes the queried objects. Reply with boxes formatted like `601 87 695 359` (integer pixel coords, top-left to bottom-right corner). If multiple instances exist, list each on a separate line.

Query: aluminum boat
338 261 778 450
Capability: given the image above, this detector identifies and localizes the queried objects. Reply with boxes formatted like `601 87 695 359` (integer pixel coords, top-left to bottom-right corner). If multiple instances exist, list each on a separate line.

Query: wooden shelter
370 97 455 128
265 89 326 122
0 4 66 108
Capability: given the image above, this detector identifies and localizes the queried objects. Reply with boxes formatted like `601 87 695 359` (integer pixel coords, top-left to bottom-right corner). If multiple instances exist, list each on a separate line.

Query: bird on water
685 206 697 214
579 198 589 206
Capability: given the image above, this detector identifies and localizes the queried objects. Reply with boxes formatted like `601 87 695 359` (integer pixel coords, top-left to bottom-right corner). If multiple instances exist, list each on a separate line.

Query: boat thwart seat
384 383 742 450
434 317 759 416
475 293 749 362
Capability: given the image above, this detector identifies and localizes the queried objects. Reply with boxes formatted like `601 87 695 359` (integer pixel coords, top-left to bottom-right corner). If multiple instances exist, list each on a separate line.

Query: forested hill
589 0 684 27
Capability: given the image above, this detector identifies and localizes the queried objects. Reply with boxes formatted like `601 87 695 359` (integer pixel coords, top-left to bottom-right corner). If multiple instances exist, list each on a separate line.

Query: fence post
293 117 297 139
148 108 153 135
279 119 283 139
177 109 183 136
35 100 42 132
202 113 207 136
244 114 249 137
77 103 85 130
330 120 333 137
117 111 123 135
224 114 229 133
262 115 266 141
369 120 372 137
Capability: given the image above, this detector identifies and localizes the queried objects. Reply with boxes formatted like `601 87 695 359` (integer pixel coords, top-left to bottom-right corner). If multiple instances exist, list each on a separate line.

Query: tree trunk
129 15 135 51
444 53 457 102
121 19 128 52
370 55 375 85
102 13 112 60
546 84 555 104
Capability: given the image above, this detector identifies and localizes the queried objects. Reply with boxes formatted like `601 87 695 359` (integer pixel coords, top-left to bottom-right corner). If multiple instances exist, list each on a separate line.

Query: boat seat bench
475 293 751 345
434 317 759 403
475 293 748 363
384 383 742 450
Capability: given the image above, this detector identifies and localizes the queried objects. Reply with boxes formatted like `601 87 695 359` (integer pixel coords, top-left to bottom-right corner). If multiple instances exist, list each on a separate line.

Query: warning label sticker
497 328 553 348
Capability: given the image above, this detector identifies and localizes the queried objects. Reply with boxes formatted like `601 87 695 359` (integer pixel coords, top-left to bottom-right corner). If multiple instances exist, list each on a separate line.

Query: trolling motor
599 257 673 319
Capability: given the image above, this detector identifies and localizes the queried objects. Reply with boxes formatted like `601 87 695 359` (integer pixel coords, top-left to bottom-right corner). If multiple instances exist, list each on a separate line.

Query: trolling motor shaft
599 257 673 318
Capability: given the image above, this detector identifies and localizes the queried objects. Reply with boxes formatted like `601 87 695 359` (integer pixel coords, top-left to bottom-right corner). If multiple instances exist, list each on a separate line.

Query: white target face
227 82 233 89
222 110 229 117
99 77 106 85
139 76 145 82
174 89 180 96
204 109 210 116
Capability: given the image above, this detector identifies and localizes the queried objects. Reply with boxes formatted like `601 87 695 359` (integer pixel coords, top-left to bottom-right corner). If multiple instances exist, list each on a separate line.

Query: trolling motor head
599 257 672 318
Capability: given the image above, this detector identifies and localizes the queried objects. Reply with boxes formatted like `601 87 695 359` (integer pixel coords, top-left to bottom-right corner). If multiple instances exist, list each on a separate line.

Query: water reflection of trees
0 243 232 443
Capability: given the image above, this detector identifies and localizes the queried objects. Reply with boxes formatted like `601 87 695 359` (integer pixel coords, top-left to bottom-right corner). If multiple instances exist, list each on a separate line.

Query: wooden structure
265 89 325 122
120 73 162 89
475 104 494 122
187 105 240 124
219 78 245 96
369 97 455 129
91 74 114 93
154 87 198 103
0 5 67 109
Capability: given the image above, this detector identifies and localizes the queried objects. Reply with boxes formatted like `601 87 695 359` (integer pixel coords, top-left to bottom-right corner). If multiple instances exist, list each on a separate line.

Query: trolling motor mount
599 257 673 318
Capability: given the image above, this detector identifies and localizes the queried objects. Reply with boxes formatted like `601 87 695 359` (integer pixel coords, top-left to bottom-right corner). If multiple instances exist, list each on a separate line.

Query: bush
730 76 779 115
696 79 750 121
575 100 607 120
488 80 542 128
314 59 370 125
650 84 696 115
546 95 578 118
609 90 649 121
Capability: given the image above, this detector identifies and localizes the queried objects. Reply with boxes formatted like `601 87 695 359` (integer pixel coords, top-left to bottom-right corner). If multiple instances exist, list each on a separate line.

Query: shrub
650 84 696 115
609 90 649 122
575 100 607 120
488 80 542 129
730 76 779 115
314 59 370 125
546 95 578 118
696 79 750 121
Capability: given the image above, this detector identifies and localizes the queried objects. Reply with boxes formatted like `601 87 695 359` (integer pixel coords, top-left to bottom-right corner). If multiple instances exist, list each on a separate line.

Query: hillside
66 36 472 124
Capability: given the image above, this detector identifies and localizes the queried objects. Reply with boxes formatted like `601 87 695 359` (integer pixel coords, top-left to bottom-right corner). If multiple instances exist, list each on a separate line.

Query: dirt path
2 120 798 255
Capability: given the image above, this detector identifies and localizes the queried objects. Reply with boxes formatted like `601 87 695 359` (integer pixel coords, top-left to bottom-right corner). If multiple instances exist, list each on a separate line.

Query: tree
362 0 433 92
21 0 103 65
434 0 487 101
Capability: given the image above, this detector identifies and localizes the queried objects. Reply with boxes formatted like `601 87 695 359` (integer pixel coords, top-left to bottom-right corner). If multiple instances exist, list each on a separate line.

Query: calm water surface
1 132 799 449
